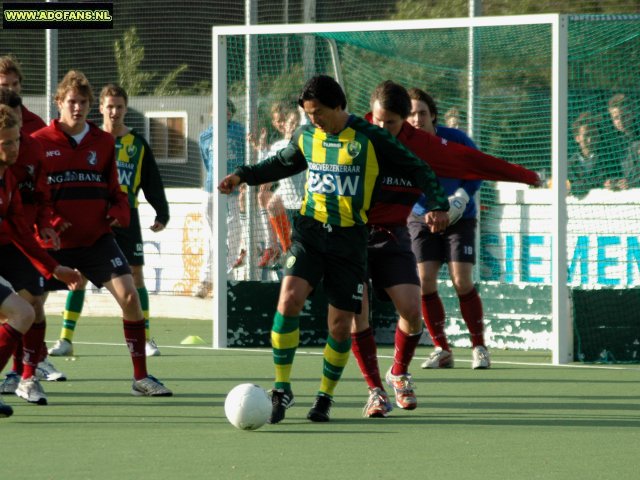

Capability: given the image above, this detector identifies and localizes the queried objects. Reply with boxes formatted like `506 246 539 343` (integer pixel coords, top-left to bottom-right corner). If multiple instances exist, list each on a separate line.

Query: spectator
568 112 608 198
194 99 245 297
248 101 303 268
607 93 640 190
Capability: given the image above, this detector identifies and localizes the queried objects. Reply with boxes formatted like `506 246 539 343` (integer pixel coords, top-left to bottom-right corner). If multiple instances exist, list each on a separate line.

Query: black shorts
112 209 144 266
0 243 45 296
284 215 367 314
44 234 131 291
367 225 419 302
0 282 13 304
408 215 477 264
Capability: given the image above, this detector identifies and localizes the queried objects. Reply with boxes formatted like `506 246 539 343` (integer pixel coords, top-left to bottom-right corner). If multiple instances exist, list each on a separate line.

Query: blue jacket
412 125 481 218
199 120 246 193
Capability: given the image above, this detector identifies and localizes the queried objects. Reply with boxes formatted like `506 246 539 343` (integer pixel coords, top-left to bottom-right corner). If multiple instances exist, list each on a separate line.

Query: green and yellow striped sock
319 335 351 398
61 289 86 342
137 287 150 340
271 311 299 392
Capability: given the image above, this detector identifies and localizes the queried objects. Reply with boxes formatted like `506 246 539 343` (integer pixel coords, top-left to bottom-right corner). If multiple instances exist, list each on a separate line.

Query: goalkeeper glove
447 188 470 225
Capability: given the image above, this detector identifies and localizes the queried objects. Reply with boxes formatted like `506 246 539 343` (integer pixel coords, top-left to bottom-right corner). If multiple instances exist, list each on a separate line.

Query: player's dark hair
298 75 346 110
0 104 20 130
408 87 438 126
0 87 22 109
370 80 411 119
100 83 128 105
0 55 23 83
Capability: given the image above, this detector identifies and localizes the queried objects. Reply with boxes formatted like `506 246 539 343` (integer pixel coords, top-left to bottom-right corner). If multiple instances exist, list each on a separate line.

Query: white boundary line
55 341 640 370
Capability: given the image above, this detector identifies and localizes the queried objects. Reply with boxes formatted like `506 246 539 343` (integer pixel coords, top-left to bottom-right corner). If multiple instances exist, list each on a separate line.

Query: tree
114 27 191 95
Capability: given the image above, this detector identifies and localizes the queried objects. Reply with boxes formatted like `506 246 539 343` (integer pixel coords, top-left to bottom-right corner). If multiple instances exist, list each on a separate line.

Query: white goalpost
210 14 572 363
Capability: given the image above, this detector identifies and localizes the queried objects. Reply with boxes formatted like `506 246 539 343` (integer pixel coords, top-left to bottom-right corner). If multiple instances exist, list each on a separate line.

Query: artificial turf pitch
3 316 639 480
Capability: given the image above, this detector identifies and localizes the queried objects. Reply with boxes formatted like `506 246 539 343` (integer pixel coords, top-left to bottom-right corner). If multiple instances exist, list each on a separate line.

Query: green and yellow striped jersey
235 115 448 227
114 129 170 225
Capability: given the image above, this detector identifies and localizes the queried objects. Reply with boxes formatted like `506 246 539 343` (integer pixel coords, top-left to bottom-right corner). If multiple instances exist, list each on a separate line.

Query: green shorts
112 209 144 266
283 215 368 314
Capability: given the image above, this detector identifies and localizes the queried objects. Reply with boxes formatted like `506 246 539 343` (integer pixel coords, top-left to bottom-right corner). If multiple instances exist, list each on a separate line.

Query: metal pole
551 15 571 364
45 0 58 123
244 0 259 281
302 0 316 78
469 0 482 283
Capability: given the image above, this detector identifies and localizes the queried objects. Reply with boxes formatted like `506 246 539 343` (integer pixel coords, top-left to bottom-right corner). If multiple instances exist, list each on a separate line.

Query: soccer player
0 103 81 410
0 88 69 397
353 81 541 417
219 75 451 423
408 87 488 369
32 70 172 396
0 55 46 135
48 83 169 358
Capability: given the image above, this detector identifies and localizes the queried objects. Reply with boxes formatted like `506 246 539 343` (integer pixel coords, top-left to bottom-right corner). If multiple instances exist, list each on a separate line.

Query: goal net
212 14 640 362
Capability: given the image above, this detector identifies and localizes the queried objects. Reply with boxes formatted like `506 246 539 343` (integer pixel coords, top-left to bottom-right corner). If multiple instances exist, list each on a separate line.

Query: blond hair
55 70 94 105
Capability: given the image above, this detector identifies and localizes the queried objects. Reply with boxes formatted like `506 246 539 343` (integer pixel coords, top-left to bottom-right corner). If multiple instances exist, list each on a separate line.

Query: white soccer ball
224 383 272 430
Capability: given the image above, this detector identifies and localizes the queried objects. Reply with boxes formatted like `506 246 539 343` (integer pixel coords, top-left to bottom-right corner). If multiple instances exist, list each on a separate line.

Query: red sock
421 292 450 351
351 327 384 390
123 319 147 380
0 323 22 372
391 326 422 376
12 337 24 375
22 321 46 379
459 288 485 347
269 213 292 252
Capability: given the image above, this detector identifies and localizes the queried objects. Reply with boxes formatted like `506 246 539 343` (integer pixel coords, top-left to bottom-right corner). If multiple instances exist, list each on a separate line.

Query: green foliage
114 27 157 95
153 64 189 96
391 0 470 19
114 27 196 96
392 0 636 18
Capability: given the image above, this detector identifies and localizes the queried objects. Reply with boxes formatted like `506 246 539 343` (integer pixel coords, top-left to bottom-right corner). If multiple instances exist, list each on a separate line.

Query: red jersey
21 105 47 136
0 133 55 246
365 117 539 226
0 168 59 278
32 120 130 248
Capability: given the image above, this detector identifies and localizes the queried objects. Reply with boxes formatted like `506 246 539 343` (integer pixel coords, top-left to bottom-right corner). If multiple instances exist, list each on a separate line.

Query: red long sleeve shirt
365 118 539 226
0 168 59 278
0 133 55 246
32 120 130 248
20 105 47 136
